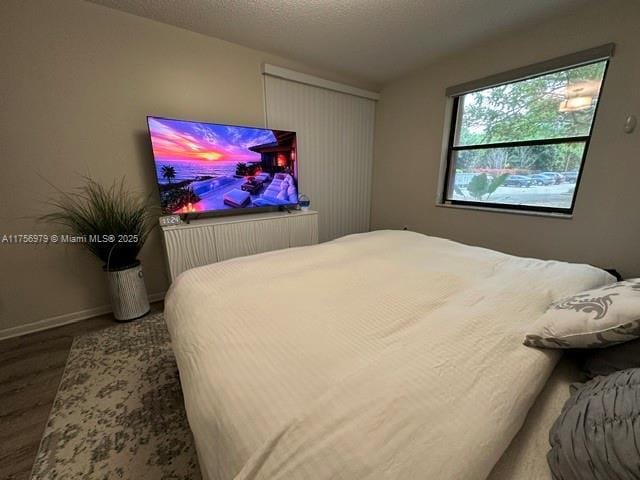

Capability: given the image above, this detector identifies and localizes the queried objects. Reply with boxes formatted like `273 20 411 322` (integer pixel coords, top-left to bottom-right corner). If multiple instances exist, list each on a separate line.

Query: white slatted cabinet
288 213 319 247
161 210 318 281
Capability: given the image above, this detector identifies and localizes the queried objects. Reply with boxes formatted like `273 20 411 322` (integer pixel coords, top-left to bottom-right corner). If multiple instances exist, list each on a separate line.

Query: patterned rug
30 313 202 480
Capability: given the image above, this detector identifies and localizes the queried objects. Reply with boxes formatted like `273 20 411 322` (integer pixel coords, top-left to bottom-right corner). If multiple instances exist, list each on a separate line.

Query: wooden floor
0 303 163 480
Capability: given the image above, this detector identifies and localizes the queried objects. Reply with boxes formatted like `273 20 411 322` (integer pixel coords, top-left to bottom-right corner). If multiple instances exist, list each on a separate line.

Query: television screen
147 116 298 215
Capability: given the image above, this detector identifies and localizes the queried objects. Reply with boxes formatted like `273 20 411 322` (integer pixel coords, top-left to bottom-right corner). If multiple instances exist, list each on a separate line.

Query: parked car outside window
504 175 533 188
529 174 554 186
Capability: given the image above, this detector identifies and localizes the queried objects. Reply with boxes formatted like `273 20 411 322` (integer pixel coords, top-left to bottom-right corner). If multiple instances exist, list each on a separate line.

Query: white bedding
487 354 582 479
165 230 613 480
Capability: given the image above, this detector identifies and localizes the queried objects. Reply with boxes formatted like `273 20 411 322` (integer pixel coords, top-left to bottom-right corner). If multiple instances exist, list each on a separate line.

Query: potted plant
41 177 158 321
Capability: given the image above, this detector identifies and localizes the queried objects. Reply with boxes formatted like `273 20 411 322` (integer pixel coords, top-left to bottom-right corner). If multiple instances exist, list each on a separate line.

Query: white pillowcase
524 279 640 349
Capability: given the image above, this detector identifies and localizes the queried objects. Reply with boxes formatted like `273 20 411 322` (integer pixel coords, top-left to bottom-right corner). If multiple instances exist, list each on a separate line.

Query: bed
165 230 612 480
487 353 582 479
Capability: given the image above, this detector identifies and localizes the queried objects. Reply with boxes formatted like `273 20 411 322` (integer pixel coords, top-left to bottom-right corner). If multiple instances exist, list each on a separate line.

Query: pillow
524 279 640 349
547 368 640 479
582 337 640 379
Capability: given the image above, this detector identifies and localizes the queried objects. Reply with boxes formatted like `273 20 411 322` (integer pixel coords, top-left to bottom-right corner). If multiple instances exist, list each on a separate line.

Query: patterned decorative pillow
524 279 640 349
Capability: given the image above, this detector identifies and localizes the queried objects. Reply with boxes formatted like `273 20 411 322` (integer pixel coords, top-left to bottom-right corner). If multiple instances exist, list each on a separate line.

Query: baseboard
0 292 166 341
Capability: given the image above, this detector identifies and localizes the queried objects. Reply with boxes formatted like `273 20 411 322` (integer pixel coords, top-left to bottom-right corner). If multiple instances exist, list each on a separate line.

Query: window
441 45 613 215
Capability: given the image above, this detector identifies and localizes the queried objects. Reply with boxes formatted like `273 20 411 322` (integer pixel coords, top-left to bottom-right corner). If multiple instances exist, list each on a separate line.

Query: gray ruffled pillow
548 368 640 479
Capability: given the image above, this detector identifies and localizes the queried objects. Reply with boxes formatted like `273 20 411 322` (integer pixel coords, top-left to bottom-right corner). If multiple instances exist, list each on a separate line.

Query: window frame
438 45 614 216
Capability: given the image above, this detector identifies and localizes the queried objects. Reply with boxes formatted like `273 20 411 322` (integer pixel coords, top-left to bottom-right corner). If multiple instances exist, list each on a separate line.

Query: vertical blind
264 72 376 242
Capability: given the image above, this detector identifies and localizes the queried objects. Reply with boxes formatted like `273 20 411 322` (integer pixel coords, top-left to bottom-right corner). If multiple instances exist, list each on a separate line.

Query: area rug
30 312 202 480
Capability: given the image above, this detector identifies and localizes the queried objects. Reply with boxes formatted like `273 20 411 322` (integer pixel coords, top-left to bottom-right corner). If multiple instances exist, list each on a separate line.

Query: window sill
435 202 573 219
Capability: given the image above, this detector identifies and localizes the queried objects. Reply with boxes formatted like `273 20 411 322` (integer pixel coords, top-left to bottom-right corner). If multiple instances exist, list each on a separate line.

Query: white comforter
165 230 613 480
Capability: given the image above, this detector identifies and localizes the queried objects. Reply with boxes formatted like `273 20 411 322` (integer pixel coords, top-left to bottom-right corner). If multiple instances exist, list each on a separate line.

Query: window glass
448 143 586 210
445 59 608 213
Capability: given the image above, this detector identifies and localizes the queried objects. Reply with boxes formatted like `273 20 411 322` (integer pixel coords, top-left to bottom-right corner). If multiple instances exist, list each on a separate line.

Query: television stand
160 210 318 282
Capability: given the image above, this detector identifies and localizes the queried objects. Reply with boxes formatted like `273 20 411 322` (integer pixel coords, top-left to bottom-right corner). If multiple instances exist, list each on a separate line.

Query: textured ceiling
86 0 594 87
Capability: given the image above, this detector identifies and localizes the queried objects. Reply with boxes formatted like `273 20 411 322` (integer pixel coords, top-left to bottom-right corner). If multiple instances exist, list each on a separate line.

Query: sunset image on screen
148 117 297 215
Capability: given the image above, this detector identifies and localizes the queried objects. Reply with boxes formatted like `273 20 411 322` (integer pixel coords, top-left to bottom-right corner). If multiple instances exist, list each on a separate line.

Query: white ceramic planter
104 261 150 321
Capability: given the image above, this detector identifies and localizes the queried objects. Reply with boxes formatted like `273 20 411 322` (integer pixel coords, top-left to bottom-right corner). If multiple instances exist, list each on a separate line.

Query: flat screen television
147 116 298 217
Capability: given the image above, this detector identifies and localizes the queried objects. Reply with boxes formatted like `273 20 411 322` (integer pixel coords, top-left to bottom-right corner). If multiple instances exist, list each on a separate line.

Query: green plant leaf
467 173 489 200
486 173 509 198
40 176 159 270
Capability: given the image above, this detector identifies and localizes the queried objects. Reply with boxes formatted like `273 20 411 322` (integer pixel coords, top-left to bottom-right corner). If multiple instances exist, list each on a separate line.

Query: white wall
371 0 640 278
0 0 377 335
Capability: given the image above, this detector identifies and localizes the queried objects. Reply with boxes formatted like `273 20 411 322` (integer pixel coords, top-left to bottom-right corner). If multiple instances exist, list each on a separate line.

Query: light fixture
558 95 593 112
558 80 600 112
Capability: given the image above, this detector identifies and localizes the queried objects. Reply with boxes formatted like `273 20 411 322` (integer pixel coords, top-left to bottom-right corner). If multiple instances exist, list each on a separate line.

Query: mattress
165 230 612 480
